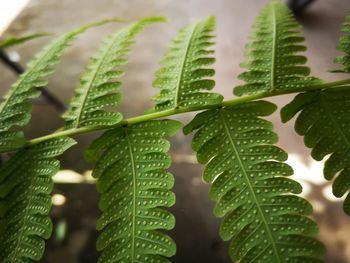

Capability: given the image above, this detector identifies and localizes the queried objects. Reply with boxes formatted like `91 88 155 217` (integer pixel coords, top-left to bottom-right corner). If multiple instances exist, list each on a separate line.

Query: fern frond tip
234 0 318 96
333 12 350 73
150 15 223 112
63 17 166 129
140 16 168 23
0 18 118 153
0 33 51 49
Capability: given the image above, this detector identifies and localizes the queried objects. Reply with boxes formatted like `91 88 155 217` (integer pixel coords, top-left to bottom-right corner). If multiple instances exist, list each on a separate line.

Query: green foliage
5 0 350 262
0 33 50 49
151 16 223 112
334 13 350 73
281 10 350 216
63 17 165 129
234 0 319 96
0 137 75 262
281 86 350 215
184 101 324 262
0 19 116 153
86 120 181 263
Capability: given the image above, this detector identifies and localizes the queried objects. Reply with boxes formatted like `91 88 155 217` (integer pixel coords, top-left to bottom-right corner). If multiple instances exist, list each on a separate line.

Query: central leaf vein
219 111 281 262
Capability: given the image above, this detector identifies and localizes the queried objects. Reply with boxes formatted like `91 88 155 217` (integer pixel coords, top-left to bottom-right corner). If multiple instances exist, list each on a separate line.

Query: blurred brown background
1 0 350 262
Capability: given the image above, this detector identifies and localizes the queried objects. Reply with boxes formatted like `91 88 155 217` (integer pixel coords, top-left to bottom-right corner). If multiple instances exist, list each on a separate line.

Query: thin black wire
0 49 67 111
0 49 68 163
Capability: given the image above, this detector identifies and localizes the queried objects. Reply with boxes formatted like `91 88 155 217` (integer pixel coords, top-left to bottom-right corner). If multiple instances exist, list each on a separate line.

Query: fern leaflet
0 137 76 262
0 33 50 49
151 16 223 112
63 17 165 129
184 101 324 262
333 12 350 73
281 86 350 215
234 1 319 96
86 120 181 262
0 19 115 152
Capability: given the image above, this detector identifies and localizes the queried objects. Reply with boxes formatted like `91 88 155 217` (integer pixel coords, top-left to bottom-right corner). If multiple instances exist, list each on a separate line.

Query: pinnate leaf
234 1 320 96
185 101 324 262
151 16 223 112
0 137 76 262
87 120 181 262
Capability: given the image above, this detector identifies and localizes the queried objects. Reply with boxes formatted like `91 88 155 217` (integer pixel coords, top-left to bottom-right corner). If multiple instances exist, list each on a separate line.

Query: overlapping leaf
0 19 115 152
281 86 350 215
86 120 181 263
184 101 324 262
0 137 75 262
0 33 50 49
234 0 320 96
151 16 223 112
333 12 350 73
63 17 165 129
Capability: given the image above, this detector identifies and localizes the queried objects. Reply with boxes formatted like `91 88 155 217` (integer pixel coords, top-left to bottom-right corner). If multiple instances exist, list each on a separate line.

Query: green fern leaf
184 101 324 262
333 13 350 73
0 33 50 49
63 17 165 129
86 120 181 262
0 19 116 153
281 86 350 215
151 16 223 112
0 137 76 262
234 1 320 96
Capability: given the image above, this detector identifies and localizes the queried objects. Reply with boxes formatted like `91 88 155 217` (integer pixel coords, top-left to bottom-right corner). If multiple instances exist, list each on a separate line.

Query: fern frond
281 86 350 215
333 13 350 73
0 137 76 262
63 17 165 129
234 1 320 96
86 120 181 262
151 16 223 112
0 33 50 49
184 101 324 262
0 19 116 153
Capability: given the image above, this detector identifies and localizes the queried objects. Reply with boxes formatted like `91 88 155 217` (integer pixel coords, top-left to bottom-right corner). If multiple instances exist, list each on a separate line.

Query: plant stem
25 78 350 147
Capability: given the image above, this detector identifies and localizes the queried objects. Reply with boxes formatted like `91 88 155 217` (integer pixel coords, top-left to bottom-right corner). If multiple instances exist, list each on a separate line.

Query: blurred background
0 0 350 262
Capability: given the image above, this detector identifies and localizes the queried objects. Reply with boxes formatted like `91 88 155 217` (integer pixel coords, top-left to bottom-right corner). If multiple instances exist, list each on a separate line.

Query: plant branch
24 77 350 148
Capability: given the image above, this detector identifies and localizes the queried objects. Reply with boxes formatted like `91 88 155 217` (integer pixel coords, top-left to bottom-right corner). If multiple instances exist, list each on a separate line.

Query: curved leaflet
63 17 165 129
0 137 76 262
0 19 116 152
0 33 50 49
234 1 320 96
151 16 223 112
184 101 324 262
281 86 350 215
333 12 350 73
86 120 181 263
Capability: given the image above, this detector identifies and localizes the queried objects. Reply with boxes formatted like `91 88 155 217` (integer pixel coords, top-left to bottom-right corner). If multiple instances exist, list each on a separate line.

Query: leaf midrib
0 47 50 118
270 3 278 91
8 157 41 262
72 33 120 128
125 128 137 262
219 110 281 262
173 24 197 108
